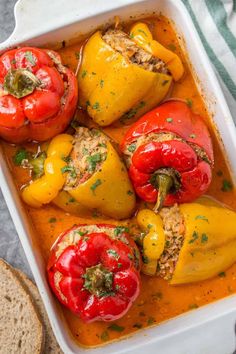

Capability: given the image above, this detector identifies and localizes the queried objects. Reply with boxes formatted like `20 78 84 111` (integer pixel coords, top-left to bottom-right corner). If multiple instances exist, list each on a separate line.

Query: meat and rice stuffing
64 127 109 189
102 29 168 74
157 204 185 280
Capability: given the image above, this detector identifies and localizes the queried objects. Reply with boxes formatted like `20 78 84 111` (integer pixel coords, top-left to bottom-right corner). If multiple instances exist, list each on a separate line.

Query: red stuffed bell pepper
47 224 141 322
121 101 214 211
0 47 78 143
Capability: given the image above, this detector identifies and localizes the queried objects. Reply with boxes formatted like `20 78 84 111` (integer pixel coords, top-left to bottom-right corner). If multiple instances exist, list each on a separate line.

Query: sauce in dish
1 15 236 347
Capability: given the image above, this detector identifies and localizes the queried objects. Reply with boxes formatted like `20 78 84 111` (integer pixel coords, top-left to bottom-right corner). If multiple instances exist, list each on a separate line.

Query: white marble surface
0 0 32 277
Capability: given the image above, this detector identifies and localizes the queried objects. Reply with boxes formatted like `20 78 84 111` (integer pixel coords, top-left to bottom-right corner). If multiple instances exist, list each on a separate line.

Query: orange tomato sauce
2 15 236 348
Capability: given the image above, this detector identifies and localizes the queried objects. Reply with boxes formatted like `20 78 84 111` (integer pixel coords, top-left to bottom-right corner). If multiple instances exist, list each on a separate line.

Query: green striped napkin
182 0 236 119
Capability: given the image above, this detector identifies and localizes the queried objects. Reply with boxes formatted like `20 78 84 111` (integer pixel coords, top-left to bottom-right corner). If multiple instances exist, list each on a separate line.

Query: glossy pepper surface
47 224 141 322
121 101 213 211
22 132 135 219
130 22 184 81
78 30 172 126
0 47 78 143
137 203 236 284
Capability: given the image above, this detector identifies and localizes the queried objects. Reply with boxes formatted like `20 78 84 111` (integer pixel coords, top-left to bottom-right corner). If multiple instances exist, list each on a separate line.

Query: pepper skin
22 133 136 219
121 101 214 211
22 134 73 207
78 30 172 126
130 23 184 81
0 47 78 143
137 203 236 284
47 224 141 322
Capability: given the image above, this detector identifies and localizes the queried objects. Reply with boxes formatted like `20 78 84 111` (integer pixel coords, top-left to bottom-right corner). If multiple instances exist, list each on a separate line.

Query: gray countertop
0 0 32 277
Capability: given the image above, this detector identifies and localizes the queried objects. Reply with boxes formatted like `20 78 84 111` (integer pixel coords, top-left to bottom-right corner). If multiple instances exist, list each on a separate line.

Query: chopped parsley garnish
98 142 107 148
107 249 119 259
49 217 57 223
68 197 76 203
195 215 209 223
122 101 146 120
90 179 102 194
13 149 29 165
85 100 91 106
221 179 233 192
188 231 199 244
77 230 88 236
91 71 96 75
189 303 198 310
166 117 173 123
25 51 36 66
81 70 87 78
127 190 134 196
138 29 148 36
218 271 226 278
75 52 80 59
201 233 208 243
100 330 109 341
92 101 100 111
127 143 136 152
147 317 155 325
114 226 129 236
147 224 153 229
100 79 104 88
110 91 115 95
87 153 103 172
117 263 122 268
162 79 169 86
130 33 134 39
108 324 125 332
186 98 193 107
61 165 77 178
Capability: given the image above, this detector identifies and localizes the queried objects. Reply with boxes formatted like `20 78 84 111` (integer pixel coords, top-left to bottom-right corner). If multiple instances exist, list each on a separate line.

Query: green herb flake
49 217 57 223
127 190 134 196
100 79 104 88
110 91 116 95
77 230 88 236
221 179 233 192
189 303 198 310
133 323 142 329
108 324 125 332
188 231 199 244
91 71 96 75
98 143 107 148
147 224 153 229
90 179 102 194
86 100 91 106
162 79 169 86
147 317 155 325
218 271 226 278
13 149 29 165
130 33 134 39
127 143 136 153
68 197 76 203
166 117 173 123
75 52 80 59
201 233 208 243
107 249 119 259
167 43 177 51
142 255 149 264
138 29 148 36
114 226 129 236
128 253 134 260
25 51 36 66
195 215 209 223
117 263 122 268
81 70 87 78
61 165 77 178
100 330 109 341
87 153 102 172
92 101 100 111
186 98 193 108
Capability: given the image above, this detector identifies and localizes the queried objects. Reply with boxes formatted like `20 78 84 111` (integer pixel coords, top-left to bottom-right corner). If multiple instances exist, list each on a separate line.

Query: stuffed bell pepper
78 22 184 126
47 223 141 322
121 101 214 211
0 47 78 143
21 128 136 219
137 203 236 284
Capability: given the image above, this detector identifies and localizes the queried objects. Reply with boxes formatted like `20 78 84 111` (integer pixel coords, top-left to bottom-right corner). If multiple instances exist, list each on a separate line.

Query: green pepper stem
153 174 173 213
4 69 41 99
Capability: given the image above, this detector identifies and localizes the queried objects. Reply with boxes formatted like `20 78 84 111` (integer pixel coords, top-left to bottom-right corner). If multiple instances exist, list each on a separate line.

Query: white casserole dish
1 0 236 353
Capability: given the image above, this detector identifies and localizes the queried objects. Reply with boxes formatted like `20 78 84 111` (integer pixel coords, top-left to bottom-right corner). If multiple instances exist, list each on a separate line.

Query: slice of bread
15 268 63 354
0 258 44 354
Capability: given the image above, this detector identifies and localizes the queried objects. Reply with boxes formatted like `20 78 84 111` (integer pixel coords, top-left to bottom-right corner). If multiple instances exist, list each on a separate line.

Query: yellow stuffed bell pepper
137 203 236 284
130 22 184 81
78 28 172 126
22 128 136 220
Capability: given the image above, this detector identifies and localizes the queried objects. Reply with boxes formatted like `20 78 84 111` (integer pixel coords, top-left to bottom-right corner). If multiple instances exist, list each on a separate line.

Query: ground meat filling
64 127 108 190
102 29 168 74
157 204 185 280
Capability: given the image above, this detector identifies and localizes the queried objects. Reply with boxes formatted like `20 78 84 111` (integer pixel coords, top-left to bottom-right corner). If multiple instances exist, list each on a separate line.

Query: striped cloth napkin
182 0 236 120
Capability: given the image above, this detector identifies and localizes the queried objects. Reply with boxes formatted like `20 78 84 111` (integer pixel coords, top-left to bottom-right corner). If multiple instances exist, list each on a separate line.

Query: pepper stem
4 68 41 99
153 174 173 213
83 264 114 298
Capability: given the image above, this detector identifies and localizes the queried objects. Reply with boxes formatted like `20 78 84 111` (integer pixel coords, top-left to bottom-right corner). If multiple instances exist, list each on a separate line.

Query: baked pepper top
121 100 214 211
47 224 141 322
0 47 78 143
